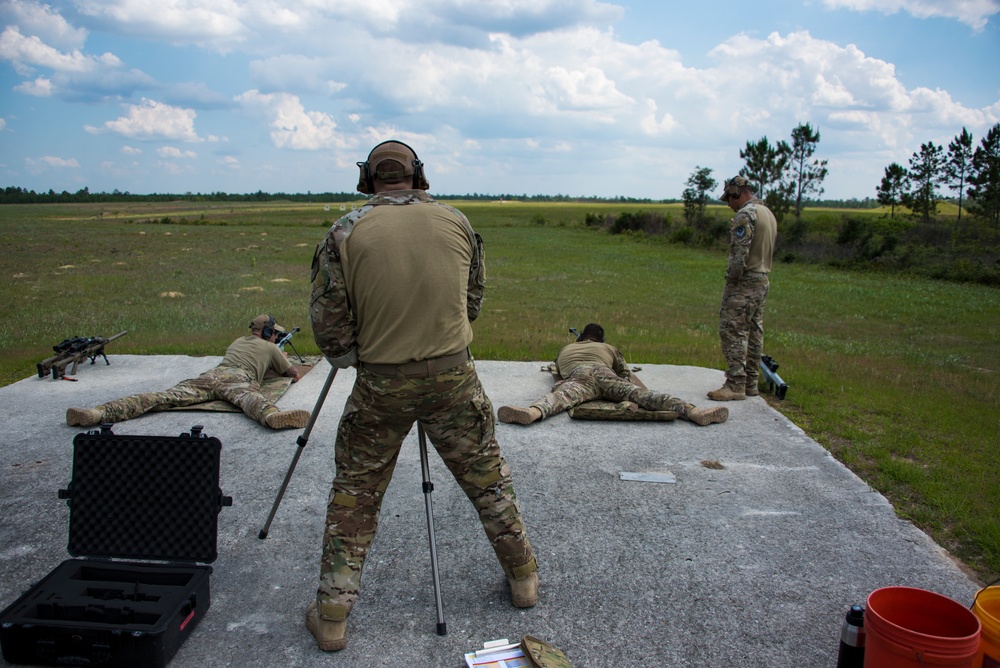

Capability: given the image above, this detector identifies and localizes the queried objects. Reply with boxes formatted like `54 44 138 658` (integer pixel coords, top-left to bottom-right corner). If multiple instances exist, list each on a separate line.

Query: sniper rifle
274 326 304 363
37 331 128 380
759 354 788 399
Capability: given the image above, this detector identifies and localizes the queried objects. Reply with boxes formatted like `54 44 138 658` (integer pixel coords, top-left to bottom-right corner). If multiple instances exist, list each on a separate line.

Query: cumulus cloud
157 146 198 158
0 0 88 50
26 156 81 171
14 76 53 96
0 118 6 131
0 7 153 102
0 25 121 73
822 0 1000 30
85 99 203 142
235 90 347 150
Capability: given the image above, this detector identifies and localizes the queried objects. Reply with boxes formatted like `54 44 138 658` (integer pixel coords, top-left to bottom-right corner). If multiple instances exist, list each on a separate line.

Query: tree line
876 124 1000 232
681 122 830 243
681 122 1000 235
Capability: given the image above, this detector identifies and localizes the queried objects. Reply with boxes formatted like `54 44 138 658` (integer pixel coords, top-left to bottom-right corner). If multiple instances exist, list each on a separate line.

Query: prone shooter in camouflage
306 140 537 652
496 323 728 426
65 314 310 429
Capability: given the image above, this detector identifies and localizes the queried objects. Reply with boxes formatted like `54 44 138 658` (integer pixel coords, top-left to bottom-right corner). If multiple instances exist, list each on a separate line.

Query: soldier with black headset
306 140 538 652
66 313 309 429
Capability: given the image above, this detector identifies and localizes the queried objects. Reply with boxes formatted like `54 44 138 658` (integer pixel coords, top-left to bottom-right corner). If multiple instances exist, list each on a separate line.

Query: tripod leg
258 365 338 539
417 422 447 636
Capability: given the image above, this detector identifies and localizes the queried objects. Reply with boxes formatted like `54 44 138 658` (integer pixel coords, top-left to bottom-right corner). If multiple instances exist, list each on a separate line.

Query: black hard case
0 426 231 668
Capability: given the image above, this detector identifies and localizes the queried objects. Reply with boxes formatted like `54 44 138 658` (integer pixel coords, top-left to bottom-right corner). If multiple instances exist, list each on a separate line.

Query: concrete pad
0 356 980 667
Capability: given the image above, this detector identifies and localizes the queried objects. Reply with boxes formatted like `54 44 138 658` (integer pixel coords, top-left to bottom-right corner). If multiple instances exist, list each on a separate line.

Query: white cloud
157 146 198 158
85 99 202 142
235 90 347 150
0 118 6 131
122 145 143 155
0 25 121 73
822 0 1000 30
0 0 88 50
14 76 53 96
73 0 249 47
27 155 81 170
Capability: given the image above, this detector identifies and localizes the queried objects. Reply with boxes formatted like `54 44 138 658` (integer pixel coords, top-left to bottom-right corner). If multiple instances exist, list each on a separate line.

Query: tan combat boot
497 406 542 425
744 378 760 396
306 601 347 652
265 409 310 429
67 407 102 427
684 406 729 426
508 571 538 608
707 382 745 401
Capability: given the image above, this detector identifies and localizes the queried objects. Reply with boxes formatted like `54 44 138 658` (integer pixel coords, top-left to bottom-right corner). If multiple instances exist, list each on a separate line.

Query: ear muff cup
260 315 276 340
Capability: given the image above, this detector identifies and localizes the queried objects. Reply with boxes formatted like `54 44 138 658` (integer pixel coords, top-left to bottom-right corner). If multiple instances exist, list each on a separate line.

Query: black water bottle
836 604 866 668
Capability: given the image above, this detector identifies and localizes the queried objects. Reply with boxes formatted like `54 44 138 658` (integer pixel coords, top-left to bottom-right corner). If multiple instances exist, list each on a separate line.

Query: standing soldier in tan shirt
306 141 537 652
709 176 778 401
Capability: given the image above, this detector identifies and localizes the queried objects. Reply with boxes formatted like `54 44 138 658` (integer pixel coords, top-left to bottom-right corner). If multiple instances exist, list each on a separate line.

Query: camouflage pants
317 360 535 619
97 367 279 426
533 365 691 419
718 274 769 389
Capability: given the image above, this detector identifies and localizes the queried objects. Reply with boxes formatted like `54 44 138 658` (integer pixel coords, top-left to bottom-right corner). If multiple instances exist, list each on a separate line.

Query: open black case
0 425 232 667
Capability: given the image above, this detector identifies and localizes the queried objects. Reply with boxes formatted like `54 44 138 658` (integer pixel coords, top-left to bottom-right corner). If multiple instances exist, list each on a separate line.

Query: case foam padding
66 432 225 563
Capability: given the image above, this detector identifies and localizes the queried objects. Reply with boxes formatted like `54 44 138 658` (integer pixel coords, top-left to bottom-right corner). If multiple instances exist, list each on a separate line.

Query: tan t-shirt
341 201 475 364
220 335 291 384
556 340 627 378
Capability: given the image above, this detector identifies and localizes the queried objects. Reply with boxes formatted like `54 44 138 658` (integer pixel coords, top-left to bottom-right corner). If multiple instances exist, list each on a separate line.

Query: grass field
2 199 997 581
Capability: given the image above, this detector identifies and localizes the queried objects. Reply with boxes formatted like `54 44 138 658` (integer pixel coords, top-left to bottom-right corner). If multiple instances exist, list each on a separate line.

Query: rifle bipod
257 363 447 636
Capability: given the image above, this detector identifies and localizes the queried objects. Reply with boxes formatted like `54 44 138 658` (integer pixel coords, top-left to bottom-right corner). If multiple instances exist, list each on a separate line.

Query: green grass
2 200 998 580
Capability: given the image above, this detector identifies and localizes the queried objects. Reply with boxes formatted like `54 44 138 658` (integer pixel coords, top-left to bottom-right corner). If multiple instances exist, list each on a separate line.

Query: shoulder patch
734 225 747 239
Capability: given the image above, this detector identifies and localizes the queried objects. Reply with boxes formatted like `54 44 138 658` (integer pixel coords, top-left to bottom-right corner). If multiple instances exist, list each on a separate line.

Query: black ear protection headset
254 315 276 340
356 140 429 195
723 176 748 201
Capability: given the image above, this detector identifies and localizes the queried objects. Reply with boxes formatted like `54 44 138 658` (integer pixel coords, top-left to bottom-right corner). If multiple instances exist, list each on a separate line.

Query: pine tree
907 142 946 223
968 123 1000 233
876 163 908 219
789 123 829 223
739 137 792 222
946 128 974 225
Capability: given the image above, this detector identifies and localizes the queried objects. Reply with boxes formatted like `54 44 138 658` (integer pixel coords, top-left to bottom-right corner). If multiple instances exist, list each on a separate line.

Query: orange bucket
972 586 1000 668
864 586 981 667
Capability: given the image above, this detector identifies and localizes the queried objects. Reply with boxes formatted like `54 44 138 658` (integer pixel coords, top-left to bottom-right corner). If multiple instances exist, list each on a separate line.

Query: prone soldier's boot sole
686 406 729 426
265 409 310 429
66 407 102 427
497 406 540 425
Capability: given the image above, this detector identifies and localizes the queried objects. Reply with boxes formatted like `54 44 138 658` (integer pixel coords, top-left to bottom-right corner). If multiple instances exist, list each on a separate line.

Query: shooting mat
540 364 679 422
155 355 322 413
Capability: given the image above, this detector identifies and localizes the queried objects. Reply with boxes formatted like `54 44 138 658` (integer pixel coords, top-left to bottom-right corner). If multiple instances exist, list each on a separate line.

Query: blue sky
1 0 998 200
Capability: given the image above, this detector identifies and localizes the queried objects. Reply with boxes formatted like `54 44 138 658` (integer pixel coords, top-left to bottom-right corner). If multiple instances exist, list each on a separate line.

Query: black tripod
258 365 448 636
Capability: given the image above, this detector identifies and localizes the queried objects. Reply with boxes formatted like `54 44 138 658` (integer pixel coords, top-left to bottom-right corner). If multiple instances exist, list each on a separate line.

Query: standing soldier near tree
709 176 778 401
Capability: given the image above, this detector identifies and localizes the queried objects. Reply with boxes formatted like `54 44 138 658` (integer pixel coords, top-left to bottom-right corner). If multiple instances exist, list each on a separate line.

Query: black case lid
62 427 231 564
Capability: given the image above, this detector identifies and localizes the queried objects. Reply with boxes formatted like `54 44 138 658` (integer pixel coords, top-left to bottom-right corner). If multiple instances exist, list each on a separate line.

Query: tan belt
360 349 470 378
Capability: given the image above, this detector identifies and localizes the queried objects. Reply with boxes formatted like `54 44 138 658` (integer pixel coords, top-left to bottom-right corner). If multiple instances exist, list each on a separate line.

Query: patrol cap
250 314 283 332
720 175 751 202
368 141 417 180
